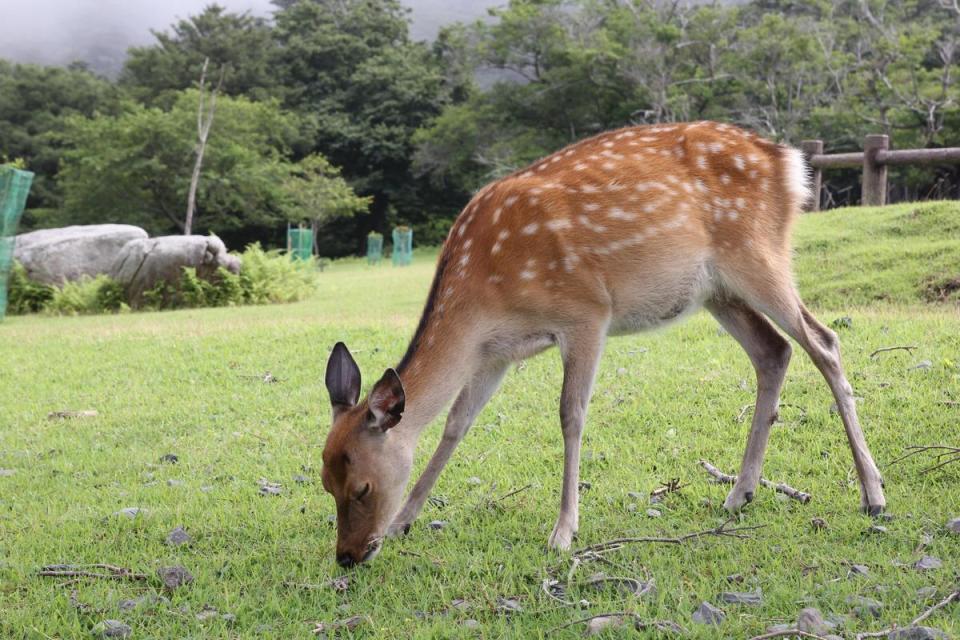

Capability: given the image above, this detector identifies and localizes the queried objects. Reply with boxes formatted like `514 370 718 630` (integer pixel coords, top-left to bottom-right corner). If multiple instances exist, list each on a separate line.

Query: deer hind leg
706 298 792 512
732 272 886 515
387 362 509 537
548 320 607 551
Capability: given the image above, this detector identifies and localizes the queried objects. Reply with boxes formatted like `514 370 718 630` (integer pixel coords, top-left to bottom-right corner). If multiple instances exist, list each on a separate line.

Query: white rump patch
782 147 813 209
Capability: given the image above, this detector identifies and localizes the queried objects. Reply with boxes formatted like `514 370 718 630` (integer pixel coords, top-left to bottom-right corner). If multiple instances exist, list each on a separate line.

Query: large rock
110 235 241 306
14 224 148 285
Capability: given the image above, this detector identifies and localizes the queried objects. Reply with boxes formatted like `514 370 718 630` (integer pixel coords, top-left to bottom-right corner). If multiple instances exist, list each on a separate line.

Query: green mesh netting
1 167 35 320
366 232 383 265
391 227 413 267
287 227 313 261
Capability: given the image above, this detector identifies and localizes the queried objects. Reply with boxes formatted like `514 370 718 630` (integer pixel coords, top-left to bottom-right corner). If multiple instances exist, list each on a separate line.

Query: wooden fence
800 135 960 211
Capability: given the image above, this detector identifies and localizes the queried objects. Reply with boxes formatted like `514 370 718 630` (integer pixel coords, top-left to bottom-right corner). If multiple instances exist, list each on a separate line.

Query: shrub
236 243 317 304
5 261 54 313
45 275 126 315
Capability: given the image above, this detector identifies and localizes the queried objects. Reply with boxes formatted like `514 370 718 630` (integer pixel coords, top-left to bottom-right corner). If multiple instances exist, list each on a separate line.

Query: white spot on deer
537 163 548 172
642 202 658 214
606 182 626 192
488 274 503 284
583 202 601 212
640 136 657 142
529 196 540 205
521 222 539 235
608 207 634 220
602 141 614 148
520 171 534 179
497 229 510 240
492 207 503 224
694 178 708 193
674 146 685 159
727 210 739 221
602 162 616 171
463 238 473 250
735 197 746 210
581 184 600 194
748 153 760 164
547 260 557 271
519 269 536 281
682 182 694 194
720 174 731 185
708 142 725 153
491 242 502 255
505 195 519 206
696 156 708 170
551 156 561 164
545 219 572 232
574 163 588 171
564 149 575 157
562 254 580 272
733 155 745 171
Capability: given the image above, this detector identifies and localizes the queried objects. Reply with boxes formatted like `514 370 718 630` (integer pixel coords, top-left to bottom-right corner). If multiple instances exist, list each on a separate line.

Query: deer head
321 342 413 567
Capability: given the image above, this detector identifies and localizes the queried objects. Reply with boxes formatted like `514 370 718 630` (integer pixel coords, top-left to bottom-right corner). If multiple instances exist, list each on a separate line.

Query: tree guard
0 167 35 320
391 227 413 267
366 232 383 265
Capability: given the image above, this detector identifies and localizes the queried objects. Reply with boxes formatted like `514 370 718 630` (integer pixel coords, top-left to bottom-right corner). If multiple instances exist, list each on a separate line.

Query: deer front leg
388 363 508 537
548 323 606 551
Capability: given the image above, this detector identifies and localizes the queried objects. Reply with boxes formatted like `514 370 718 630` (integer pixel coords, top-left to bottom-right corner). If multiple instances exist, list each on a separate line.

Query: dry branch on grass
868 345 917 358
889 445 960 473
748 630 833 640
854 588 959 639
547 612 685 635
572 518 764 559
38 564 149 584
699 460 812 503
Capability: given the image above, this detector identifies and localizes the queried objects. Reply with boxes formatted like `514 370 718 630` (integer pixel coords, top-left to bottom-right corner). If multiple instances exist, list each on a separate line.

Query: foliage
56 90 302 236
234 243 318 305
43 275 125 316
4 261 53 314
0 61 122 226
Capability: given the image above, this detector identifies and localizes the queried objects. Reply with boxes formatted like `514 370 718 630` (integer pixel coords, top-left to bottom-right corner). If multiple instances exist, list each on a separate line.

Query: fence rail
800 135 960 211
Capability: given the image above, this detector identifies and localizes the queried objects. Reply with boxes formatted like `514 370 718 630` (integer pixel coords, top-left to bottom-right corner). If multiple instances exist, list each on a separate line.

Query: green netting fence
391 227 413 267
1 167 35 321
287 226 313 261
367 232 383 265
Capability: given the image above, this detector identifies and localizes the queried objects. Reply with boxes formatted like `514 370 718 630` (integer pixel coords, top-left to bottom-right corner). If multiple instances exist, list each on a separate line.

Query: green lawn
1 203 959 639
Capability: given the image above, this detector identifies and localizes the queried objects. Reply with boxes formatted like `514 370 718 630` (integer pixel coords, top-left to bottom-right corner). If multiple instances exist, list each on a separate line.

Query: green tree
57 90 301 238
0 61 121 226
281 154 372 254
120 5 280 107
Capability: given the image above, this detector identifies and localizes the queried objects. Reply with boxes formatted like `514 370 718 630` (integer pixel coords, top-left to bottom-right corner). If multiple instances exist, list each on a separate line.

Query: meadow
1 202 958 638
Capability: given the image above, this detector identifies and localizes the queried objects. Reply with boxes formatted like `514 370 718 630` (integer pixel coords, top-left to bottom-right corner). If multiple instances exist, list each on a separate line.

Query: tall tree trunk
184 58 225 235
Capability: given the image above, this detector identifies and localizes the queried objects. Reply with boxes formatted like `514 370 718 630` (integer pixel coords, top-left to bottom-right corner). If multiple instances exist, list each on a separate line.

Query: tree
281 154 372 254
0 61 121 227
185 59 226 235
120 4 279 107
57 90 301 240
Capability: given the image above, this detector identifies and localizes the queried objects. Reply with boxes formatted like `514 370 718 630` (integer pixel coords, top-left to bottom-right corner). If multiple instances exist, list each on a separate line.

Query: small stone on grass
946 517 960 534
887 627 950 640
93 620 131 638
165 526 191 546
113 507 147 519
719 589 762 606
846 595 883 619
157 565 194 591
159 453 178 464
495 597 522 614
428 520 447 530
912 555 942 571
692 601 725 625
646 508 661 518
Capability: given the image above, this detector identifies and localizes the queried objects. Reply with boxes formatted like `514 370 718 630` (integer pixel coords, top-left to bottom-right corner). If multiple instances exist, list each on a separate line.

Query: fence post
862 134 889 207
800 139 823 212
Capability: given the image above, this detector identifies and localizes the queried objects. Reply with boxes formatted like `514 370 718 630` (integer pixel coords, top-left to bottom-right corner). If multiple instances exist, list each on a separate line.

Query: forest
1 0 958 256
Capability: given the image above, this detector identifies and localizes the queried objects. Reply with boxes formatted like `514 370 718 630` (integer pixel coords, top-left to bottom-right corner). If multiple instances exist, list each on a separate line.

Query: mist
0 0 499 76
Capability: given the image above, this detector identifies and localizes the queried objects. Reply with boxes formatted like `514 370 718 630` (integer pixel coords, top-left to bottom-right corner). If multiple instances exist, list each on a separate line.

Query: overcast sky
0 0 498 74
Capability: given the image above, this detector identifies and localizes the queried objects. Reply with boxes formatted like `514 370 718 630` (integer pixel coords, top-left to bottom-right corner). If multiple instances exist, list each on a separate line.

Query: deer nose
336 553 355 568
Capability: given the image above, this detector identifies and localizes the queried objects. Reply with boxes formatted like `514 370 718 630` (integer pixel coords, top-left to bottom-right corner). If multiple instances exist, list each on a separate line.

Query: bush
5 261 54 313
3 244 319 315
45 275 127 316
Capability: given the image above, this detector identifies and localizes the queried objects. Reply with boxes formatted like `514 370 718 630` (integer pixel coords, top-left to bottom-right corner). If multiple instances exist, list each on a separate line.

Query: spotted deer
321 121 886 567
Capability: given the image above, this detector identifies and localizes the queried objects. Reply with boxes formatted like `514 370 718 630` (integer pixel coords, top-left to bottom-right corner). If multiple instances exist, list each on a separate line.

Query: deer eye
354 483 370 501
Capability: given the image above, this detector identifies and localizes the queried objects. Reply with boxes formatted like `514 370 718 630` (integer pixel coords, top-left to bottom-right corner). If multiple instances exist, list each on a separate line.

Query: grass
1 203 959 639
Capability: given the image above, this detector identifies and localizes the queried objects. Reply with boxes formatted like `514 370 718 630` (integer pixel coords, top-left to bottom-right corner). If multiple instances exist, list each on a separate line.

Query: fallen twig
699 460 812 504
47 410 98 420
869 345 917 358
38 564 149 582
749 630 832 640
650 478 684 500
491 483 532 504
854 588 960 639
547 612 685 634
888 445 960 474
572 518 764 558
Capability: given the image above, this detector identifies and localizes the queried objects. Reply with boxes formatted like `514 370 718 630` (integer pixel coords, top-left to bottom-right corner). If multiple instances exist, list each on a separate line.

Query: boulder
14 224 148 285
109 235 241 306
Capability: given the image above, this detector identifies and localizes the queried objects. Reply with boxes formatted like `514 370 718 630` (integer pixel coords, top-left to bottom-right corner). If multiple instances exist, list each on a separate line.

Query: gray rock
462 619 481 629
584 615 628 635
0 469 16 477
165 526 191 546
912 555 942 571
428 520 447 530
118 594 168 612
196 606 219 621
692 601 725 625
866 525 888 535
627 491 643 499
646 508 662 518
846 595 883 619
946 517 960 534
811 517 828 531
157 565 194 590
909 360 933 371
887 627 950 640
849 564 870 577
14 224 147 285
159 453 178 464
221 614 236 625
166 479 183 487
495 597 522 614
92 620 132 638
113 507 146 519
466 476 482 485
720 589 763 606
626 503 638 512
797 607 834 635
293 474 311 484
109 235 241 307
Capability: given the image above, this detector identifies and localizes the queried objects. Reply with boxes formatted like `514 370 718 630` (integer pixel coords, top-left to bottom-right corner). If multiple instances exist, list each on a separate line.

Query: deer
320 121 887 568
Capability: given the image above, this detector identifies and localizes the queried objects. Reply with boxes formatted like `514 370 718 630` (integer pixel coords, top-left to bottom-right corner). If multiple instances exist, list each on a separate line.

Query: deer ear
367 368 405 432
325 342 361 413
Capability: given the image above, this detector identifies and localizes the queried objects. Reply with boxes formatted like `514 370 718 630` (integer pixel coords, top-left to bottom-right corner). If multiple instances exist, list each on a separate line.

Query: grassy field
1 202 958 639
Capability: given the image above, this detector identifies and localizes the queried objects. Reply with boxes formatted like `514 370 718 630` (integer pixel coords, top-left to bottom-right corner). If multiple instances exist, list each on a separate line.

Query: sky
0 0 499 75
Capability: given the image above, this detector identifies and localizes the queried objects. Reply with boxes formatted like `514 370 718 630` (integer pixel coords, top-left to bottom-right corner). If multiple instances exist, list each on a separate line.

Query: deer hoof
723 488 754 513
547 523 576 551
